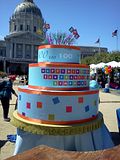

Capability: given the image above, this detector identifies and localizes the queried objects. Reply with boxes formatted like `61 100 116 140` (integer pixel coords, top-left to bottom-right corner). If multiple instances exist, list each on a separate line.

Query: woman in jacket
0 78 17 122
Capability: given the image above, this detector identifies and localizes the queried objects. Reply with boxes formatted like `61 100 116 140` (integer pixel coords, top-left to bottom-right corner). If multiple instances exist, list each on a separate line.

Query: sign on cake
38 45 81 63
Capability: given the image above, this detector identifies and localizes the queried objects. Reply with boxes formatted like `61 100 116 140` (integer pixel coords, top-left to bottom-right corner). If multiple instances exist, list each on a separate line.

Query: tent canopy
90 61 120 69
106 61 119 68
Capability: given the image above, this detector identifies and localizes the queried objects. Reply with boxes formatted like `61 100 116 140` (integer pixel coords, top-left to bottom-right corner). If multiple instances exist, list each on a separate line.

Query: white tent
106 61 119 68
96 62 106 69
90 61 120 70
90 64 97 69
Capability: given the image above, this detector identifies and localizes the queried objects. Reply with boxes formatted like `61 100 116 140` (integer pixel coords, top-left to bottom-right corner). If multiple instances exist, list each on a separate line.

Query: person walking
0 78 17 122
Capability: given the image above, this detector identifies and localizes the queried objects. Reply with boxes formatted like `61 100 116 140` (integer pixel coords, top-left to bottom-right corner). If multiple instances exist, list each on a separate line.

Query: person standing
0 78 17 122
89 74 100 103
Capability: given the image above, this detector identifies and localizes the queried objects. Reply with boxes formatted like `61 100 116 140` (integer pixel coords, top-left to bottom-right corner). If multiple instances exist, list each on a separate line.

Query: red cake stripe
18 87 99 96
29 62 89 68
38 44 80 50
28 85 89 91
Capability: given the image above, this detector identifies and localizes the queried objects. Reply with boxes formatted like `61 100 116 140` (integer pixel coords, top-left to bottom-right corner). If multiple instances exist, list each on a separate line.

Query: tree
81 52 120 65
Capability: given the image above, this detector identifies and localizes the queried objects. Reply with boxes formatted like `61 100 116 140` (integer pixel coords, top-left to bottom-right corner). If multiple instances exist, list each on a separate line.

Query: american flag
95 38 100 43
112 29 118 37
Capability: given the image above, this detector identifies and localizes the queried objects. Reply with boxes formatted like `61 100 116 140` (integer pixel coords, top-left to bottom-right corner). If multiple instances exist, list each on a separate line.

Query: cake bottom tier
11 111 114 154
17 86 99 124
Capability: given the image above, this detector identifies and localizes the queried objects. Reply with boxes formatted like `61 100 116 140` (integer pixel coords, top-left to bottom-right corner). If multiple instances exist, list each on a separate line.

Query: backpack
0 81 6 99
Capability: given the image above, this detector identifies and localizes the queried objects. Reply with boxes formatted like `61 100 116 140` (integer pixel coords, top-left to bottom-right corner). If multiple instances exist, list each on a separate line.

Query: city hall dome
14 0 42 17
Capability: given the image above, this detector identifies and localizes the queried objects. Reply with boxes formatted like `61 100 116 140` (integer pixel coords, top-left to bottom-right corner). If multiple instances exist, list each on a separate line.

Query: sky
0 0 120 52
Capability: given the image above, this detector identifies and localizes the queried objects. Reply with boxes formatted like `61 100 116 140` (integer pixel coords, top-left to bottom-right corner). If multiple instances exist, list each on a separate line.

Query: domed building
0 0 108 75
4 0 45 74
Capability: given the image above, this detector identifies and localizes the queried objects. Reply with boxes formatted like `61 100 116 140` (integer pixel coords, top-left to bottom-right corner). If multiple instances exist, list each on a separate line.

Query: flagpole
98 39 100 55
95 37 100 55
98 37 100 55
116 29 118 51
112 29 118 51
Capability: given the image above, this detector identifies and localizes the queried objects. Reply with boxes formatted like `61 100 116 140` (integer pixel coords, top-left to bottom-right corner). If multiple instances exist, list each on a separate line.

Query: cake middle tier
28 62 90 91
17 86 99 125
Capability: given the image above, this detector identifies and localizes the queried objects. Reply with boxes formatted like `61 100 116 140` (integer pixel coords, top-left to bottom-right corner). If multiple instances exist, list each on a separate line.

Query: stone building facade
1 0 45 74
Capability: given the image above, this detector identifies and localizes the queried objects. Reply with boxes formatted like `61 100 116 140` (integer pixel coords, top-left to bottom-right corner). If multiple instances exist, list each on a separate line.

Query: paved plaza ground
0 85 120 160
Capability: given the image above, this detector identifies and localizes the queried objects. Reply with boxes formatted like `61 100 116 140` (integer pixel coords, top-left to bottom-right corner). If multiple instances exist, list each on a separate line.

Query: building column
31 45 34 59
23 44 25 59
3 58 6 73
14 43 16 58
10 42 13 58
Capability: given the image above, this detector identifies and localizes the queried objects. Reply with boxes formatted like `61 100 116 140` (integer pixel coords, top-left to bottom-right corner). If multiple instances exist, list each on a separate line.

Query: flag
43 22 50 33
95 38 100 43
45 24 50 29
43 23 50 29
72 29 78 35
69 27 80 39
69 27 74 33
112 29 118 37
74 34 80 39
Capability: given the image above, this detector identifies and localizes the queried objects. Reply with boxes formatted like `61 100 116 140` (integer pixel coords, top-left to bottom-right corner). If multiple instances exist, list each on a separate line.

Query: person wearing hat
89 74 99 89
0 78 18 122
89 73 100 103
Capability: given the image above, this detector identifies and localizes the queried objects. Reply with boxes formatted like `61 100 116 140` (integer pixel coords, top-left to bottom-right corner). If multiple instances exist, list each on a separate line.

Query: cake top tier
38 45 81 64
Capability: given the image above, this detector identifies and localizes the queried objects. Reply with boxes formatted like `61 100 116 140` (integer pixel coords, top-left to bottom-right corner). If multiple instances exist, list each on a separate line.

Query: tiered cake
12 45 114 154
15 45 99 125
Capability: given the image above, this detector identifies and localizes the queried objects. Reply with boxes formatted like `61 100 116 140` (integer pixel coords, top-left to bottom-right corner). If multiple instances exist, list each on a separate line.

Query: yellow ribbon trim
11 111 104 136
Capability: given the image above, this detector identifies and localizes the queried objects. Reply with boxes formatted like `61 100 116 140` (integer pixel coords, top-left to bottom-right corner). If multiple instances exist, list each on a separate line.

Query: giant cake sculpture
12 45 114 154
